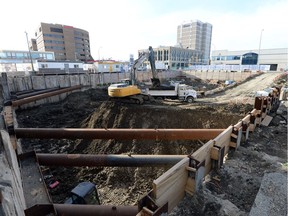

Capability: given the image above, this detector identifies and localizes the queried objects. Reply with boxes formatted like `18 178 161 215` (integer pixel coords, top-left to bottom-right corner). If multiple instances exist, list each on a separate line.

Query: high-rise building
177 20 212 64
34 22 93 62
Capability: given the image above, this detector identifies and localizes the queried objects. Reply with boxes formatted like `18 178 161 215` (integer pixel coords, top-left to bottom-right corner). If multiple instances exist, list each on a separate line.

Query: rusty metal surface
15 128 224 140
14 87 61 99
12 85 81 107
36 154 187 167
24 204 56 216
24 204 138 216
54 204 138 216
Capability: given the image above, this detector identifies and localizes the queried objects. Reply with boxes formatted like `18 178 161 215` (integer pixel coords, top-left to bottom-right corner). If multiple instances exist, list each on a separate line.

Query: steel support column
15 128 224 140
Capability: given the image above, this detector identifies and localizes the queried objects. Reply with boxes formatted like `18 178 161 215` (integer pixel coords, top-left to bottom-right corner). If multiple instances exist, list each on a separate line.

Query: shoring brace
137 190 168 216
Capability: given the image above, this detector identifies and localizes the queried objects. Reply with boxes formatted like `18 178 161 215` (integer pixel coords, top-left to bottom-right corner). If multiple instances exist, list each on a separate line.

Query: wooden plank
260 115 273 126
191 140 214 162
214 125 233 149
242 114 251 123
210 147 219 160
9 135 17 150
153 157 189 199
155 173 187 212
234 121 242 129
250 108 257 115
230 141 237 148
3 106 14 126
185 177 196 195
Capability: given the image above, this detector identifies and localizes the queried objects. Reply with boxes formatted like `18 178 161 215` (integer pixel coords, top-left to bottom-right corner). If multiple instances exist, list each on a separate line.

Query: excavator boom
107 46 160 104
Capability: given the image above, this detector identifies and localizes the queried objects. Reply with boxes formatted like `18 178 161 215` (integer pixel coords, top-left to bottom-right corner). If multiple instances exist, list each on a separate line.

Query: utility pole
258 29 264 71
25 31 35 72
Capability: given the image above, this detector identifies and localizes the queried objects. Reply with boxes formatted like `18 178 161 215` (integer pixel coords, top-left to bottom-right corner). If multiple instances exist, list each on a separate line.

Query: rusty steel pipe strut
11 85 81 107
12 87 61 99
36 154 187 167
15 128 224 140
54 204 138 216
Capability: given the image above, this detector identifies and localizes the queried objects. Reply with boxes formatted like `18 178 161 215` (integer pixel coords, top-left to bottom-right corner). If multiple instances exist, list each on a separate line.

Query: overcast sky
0 0 287 61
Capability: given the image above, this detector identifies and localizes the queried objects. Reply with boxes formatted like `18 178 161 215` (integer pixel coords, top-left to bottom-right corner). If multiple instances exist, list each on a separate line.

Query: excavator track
109 94 153 105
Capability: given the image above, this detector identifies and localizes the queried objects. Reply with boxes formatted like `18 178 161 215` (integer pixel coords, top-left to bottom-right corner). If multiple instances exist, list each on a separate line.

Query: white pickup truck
145 82 197 103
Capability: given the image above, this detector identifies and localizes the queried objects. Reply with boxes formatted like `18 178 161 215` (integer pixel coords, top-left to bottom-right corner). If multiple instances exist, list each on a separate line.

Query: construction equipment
145 81 197 103
108 46 158 104
64 182 100 205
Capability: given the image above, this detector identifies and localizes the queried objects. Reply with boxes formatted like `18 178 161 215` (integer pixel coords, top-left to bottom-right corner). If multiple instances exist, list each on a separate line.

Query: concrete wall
6 70 251 94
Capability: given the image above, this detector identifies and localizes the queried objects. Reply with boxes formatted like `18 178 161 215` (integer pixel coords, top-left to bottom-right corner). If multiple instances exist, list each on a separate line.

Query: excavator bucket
151 78 161 88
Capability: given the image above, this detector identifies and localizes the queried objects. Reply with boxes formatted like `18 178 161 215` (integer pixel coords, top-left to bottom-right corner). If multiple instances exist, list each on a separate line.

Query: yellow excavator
108 46 160 104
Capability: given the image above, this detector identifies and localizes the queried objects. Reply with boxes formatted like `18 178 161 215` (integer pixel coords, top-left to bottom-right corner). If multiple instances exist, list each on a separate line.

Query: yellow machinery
108 83 141 97
107 46 159 104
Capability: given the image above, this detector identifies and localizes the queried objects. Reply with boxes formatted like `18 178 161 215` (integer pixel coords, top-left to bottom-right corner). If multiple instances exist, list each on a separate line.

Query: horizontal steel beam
36 154 187 167
24 204 138 216
12 87 60 99
15 128 224 140
12 85 81 107
54 204 138 216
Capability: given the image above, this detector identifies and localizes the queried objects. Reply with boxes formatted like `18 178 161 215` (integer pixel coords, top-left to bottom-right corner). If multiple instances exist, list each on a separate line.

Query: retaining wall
6 70 253 93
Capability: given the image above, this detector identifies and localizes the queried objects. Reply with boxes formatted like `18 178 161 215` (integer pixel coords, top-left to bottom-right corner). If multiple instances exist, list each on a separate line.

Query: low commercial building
84 60 126 73
211 48 288 71
0 49 55 72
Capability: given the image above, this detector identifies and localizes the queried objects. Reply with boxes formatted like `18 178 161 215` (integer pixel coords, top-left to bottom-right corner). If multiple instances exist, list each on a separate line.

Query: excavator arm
148 46 160 88
131 46 160 88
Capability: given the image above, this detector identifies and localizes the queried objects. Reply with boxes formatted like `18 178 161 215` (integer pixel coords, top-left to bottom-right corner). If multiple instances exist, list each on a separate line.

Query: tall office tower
177 20 212 64
34 22 93 61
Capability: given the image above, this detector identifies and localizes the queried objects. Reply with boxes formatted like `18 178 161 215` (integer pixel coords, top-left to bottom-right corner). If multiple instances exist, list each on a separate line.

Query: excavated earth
16 88 248 204
15 74 287 215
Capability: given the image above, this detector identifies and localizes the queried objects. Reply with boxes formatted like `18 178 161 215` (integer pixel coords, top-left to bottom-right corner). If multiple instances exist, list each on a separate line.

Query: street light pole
258 29 264 71
98 46 102 60
25 31 35 72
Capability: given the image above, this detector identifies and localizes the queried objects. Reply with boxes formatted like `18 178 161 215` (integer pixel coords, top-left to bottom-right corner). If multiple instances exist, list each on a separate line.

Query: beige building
177 20 212 65
33 22 93 62
138 46 203 70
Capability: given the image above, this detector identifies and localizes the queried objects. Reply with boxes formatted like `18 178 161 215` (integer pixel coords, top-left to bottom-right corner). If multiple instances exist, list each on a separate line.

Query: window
16 53 24 59
242 52 258 65
226 55 241 60
41 64 48 68
50 27 63 33
46 54 54 59
0 52 7 58
43 34 64 39
74 64 79 68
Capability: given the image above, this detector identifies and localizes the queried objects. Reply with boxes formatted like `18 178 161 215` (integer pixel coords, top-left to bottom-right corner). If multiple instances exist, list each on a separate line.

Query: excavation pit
16 89 252 205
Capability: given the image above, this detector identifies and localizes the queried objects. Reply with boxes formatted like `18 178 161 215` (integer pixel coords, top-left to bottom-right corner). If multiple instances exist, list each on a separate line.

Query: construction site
0 68 287 216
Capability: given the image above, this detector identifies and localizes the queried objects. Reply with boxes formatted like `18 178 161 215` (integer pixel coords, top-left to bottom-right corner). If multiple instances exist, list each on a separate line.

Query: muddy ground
15 73 287 215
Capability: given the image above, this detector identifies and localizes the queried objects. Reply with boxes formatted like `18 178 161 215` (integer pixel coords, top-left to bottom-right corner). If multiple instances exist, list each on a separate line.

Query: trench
15 89 251 206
